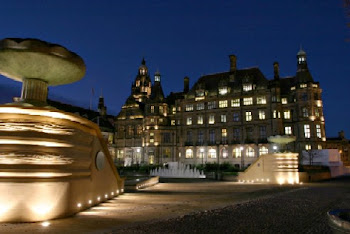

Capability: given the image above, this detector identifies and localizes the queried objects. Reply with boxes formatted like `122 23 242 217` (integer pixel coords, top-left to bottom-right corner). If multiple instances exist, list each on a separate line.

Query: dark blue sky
0 0 349 137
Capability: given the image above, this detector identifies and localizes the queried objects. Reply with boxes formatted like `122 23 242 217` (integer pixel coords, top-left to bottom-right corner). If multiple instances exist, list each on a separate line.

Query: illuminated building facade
115 49 326 167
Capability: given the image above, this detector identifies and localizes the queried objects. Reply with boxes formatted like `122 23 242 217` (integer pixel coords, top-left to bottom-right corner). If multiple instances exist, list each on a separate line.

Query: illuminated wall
0 105 124 222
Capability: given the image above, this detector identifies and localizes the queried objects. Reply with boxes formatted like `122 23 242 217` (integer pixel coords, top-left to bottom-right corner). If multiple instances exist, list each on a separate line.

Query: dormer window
243 84 253 92
219 87 228 95
140 68 146 75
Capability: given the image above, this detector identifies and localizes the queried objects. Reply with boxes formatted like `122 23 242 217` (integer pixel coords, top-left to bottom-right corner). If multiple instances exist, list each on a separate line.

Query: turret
184 76 189 93
229 54 237 72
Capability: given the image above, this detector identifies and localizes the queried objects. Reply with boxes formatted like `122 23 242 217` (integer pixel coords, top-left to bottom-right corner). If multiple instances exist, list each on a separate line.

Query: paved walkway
0 177 349 233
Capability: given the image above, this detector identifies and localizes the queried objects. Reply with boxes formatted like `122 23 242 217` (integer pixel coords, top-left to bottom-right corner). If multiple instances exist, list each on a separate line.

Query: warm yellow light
111 192 114 196
88 200 92 204
77 203 82 208
0 139 72 147
104 194 108 198
97 197 100 201
0 172 71 178
41 221 50 227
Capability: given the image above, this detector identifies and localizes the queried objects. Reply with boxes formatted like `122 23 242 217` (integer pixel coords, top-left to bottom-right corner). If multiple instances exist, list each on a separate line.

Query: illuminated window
284 110 291 119
209 115 215 124
172 107 176 114
256 96 266 105
300 83 307 88
171 120 176 126
318 144 322 150
246 147 255 157
259 146 268 156
304 124 311 138
150 132 154 136
208 149 216 158
185 104 193 111
273 110 277 119
150 139 154 143
243 84 252 91
259 110 265 120
197 115 203 125
150 105 154 113
221 115 226 123
233 112 240 122
316 124 322 138
186 149 193 158
302 107 309 117
208 101 216 109
305 144 311 150
243 97 253 105
151 118 154 123
231 99 240 107
198 148 205 158
196 103 204 110
315 108 320 117
285 126 292 135
136 125 142 136
281 98 288 104
291 86 296 90
117 149 124 159
186 117 192 125
219 87 228 95
219 100 228 108
221 128 227 141
245 111 252 121
159 106 164 114
233 148 242 158
222 148 228 158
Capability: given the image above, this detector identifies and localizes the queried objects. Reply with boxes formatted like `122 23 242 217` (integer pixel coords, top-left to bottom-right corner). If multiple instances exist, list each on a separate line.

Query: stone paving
0 177 349 233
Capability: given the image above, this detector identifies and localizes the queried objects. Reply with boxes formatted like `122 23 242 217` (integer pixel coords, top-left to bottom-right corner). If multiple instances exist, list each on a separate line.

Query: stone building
326 131 350 166
115 49 326 167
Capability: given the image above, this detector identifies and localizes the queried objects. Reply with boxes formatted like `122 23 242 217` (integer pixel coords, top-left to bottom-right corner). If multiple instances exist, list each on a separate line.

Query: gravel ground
111 177 350 234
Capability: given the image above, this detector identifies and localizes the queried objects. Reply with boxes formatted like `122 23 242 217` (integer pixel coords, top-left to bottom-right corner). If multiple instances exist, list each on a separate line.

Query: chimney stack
273 62 279 80
229 55 237 72
184 76 189 93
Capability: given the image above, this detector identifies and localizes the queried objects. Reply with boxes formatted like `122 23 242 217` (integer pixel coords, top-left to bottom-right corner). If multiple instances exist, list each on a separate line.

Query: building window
151 105 154 113
302 107 309 117
117 149 124 159
221 115 227 123
233 112 240 122
305 144 311 150
243 97 253 105
198 149 205 158
209 115 215 124
198 131 204 144
300 83 307 88
233 147 242 158
196 103 204 110
273 110 277 119
233 128 240 141
186 131 193 143
246 147 255 157
221 129 227 142
208 149 216 159
150 138 154 143
186 149 193 158
256 96 267 105
245 111 252 121
172 107 176 114
231 99 240 107
243 84 253 92
259 146 268 156
136 125 142 136
304 124 311 138
159 106 164 114
163 133 171 143
209 129 215 144
301 93 308 101
219 87 228 95
208 101 216 109
315 108 320 117
186 117 192 125
185 104 193 112
127 125 134 136
171 120 176 126
316 124 322 138
318 144 322 150
284 110 291 119
246 127 253 140
281 98 288 104
197 115 204 125
259 126 266 139
222 148 228 158
259 110 265 120
151 118 154 123
219 100 228 108
285 126 292 135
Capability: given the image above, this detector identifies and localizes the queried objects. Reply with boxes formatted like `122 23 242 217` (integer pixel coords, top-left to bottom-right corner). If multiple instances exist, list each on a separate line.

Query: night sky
0 1 349 137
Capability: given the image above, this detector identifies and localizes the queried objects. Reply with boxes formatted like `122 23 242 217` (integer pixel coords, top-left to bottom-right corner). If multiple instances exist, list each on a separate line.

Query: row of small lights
136 182 157 190
41 188 124 227
238 178 270 183
76 188 124 209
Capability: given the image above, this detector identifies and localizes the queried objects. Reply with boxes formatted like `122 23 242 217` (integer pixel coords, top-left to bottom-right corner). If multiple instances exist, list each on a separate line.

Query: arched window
232 147 242 158
246 147 255 157
208 149 216 159
185 149 193 158
259 146 268 156
222 148 228 158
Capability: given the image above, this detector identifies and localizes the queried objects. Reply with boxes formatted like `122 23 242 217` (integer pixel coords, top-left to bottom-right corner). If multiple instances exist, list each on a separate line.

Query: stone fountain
0 38 124 222
150 162 206 178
